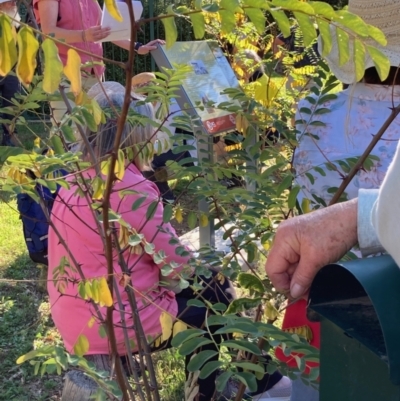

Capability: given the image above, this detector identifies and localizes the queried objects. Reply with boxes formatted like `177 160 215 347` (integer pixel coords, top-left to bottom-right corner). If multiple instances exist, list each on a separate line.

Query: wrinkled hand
84 25 111 42
265 199 358 299
137 39 166 55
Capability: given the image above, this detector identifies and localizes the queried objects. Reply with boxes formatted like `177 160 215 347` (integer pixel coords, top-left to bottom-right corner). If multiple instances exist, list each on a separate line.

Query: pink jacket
48 164 191 354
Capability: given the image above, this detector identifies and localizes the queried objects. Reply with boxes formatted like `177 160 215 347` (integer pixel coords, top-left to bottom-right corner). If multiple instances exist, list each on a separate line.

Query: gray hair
81 82 155 170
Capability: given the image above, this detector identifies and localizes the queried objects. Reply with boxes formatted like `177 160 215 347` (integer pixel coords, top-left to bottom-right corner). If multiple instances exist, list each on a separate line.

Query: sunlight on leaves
42 38 63 94
16 27 39 86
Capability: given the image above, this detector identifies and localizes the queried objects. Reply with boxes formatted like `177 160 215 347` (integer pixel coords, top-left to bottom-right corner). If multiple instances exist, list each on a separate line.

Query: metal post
196 130 215 248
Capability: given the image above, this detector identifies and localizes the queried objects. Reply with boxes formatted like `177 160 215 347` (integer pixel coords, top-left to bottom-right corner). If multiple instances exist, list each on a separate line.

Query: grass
0 200 63 401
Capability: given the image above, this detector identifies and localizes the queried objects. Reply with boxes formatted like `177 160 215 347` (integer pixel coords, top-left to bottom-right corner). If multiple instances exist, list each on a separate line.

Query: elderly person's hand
137 39 166 55
265 198 358 299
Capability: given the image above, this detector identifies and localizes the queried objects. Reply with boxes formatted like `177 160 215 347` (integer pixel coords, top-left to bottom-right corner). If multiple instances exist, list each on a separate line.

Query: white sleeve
371 141 400 266
358 189 383 256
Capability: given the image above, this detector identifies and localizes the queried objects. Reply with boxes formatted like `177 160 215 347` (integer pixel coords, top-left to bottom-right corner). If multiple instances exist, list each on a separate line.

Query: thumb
290 259 319 298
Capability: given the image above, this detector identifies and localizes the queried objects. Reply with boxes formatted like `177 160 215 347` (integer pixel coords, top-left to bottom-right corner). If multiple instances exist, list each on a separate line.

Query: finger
265 249 294 292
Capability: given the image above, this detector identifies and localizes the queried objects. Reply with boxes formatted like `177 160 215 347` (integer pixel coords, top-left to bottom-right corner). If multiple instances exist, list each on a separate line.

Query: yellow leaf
160 312 173 342
154 336 162 348
75 90 86 106
42 38 63 94
16 26 39 86
73 334 89 356
33 137 41 148
114 149 125 180
87 316 96 328
172 321 187 337
199 214 209 227
0 15 17 76
92 176 104 200
63 49 82 96
91 99 104 125
264 301 279 321
105 0 123 22
301 198 311 214
262 241 270 251
98 276 113 307
175 207 183 224
101 158 111 176
216 272 225 285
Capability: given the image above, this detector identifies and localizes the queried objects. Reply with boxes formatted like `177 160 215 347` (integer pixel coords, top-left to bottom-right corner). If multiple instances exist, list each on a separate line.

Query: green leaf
202 2 219 12
233 361 265 373
222 339 261 355
131 196 147 211
271 0 314 13
237 273 264 294
128 233 144 246
98 325 107 338
190 12 205 39
294 355 306 372
199 361 224 379
163 203 173 223
171 328 206 348
219 10 236 34
276 174 293 197
161 13 178 49
317 20 332 57
288 185 301 209
336 28 350 67
354 39 366 83
216 371 233 392
244 8 265 34
16 345 54 364
310 1 335 18
225 298 262 314
220 0 239 9
269 9 291 38
235 371 257 392
50 135 65 155
293 12 317 47
146 200 158 221
334 10 369 37
81 108 97 132
187 211 197 230
187 299 206 308
61 125 76 143
309 366 320 382
179 337 213 356
367 45 390 82
187 350 218 372
367 24 387 46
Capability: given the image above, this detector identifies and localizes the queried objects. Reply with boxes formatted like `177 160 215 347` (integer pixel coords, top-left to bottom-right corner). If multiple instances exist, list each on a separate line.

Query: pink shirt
48 165 191 354
33 0 105 77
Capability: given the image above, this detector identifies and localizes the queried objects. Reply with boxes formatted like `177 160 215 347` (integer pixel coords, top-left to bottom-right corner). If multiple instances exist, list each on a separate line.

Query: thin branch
329 103 400 205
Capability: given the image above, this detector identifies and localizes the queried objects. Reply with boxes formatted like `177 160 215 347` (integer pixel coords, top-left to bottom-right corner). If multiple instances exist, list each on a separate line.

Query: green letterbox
308 255 400 401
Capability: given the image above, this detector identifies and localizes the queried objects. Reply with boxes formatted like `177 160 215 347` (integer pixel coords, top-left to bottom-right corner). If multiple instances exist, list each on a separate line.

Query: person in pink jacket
48 82 289 401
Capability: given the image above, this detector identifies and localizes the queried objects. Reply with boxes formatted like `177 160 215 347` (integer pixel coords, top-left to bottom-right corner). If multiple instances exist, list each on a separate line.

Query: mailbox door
320 318 400 401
